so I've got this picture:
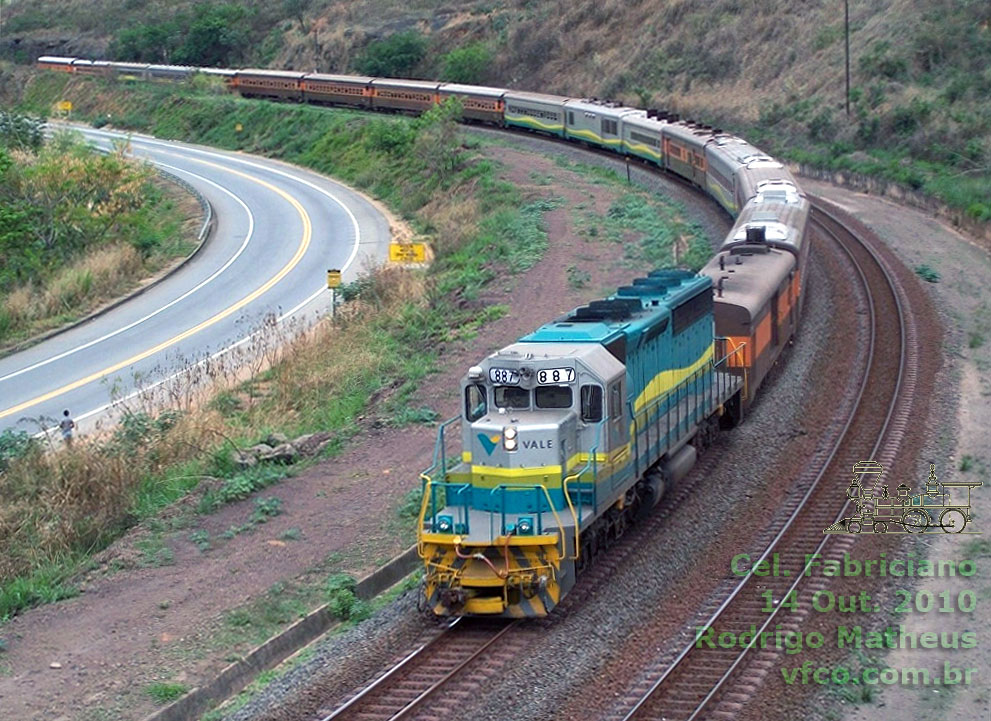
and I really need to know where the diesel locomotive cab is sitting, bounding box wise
[418,343,623,617]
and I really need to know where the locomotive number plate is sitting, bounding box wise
[537,367,576,384]
[489,367,520,385]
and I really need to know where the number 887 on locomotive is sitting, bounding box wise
[416,270,747,617]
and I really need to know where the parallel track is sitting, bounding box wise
[613,201,917,721]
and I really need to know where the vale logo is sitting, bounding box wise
[477,433,501,455]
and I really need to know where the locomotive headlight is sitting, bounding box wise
[504,427,517,440]
[436,515,454,533]
[503,426,518,451]
[517,517,534,535]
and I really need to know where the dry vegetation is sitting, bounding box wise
[0,129,196,347]
[0,262,427,616]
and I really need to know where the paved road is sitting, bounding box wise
[0,127,392,435]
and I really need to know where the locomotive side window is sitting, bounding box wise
[580,385,603,422]
[568,111,575,125]
[465,383,487,422]
[609,385,622,418]
[536,385,573,409]
[495,386,530,409]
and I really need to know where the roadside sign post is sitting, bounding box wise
[388,242,427,264]
[327,268,341,317]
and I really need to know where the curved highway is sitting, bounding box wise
[0,127,392,435]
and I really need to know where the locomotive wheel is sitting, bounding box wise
[939,509,967,533]
[847,520,862,534]
[872,521,887,534]
[903,509,930,533]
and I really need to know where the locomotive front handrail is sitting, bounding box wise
[417,477,473,557]
[420,415,462,485]
[488,484,568,557]
[561,418,605,560]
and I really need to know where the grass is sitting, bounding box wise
[0,131,193,347]
[0,76,562,622]
[914,264,941,283]
[145,681,188,705]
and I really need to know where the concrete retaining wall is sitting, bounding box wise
[142,545,420,721]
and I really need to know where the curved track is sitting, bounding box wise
[320,620,518,721]
[611,201,918,721]
[0,127,392,435]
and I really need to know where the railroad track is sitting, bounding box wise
[319,619,518,721]
[610,200,918,721]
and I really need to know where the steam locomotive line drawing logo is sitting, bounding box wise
[824,461,983,535]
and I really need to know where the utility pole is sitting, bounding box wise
[845,0,851,116]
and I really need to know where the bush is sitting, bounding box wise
[0,112,44,152]
[914,264,940,283]
[355,31,427,78]
[326,573,358,619]
[0,429,36,473]
[440,42,494,84]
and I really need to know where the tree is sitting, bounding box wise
[356,31,427,78]
[413,97,464,175]
[283,0,312,35]
[440,42,493,84]
[173,4,251,67]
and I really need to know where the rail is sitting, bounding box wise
[619,202,911,721]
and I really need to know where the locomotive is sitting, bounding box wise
[37,55,812,617]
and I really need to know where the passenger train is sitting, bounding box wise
[37,55,811,617]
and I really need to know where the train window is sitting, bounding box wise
[609,385,622,418]
[601,118,618,135]
[568,111,575,125]
[536,385,573,409]
[580,385,603,422]
[495,386,530,409]
[465,383,487,422]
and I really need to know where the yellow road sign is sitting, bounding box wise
[389,242,427,263]
[57,100,73,112]
[327,269,342,288]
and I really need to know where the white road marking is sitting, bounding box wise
[0,163,255,383]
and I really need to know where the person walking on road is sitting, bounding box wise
[60,409,75,447]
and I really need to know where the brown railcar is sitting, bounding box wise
[234,69,304,101]
[370,79,440,113]
[437,83,507,123]
[301,74,373,108]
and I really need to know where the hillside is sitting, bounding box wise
[3,0,991,216]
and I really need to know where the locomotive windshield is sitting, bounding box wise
[535,385,572,408]
[494,386,529,409]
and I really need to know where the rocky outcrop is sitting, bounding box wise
[232,431,333,469]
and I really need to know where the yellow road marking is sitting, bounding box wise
[0,156,312,421]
